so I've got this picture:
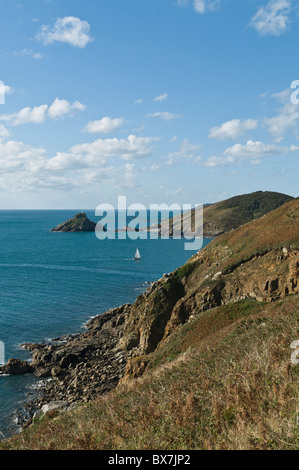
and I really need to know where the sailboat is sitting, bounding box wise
[134,248,141,261]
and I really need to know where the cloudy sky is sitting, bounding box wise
[0,0,298,209]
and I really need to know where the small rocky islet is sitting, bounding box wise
[51,212,100,232]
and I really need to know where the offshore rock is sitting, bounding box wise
[51,212,100,232]
[0,359,32,375]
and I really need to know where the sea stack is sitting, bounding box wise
[51,213,98,232]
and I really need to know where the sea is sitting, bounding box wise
[0,210,212,438]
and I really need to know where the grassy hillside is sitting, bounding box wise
[120,198,299,356]
[1,197,298,451]
[190,195,299,277]
[168,190,293,237]
[1,295,298,450]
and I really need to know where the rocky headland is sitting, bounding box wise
[148,191,293,238]
[1,196,298,434]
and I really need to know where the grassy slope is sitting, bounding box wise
[1,198,299,451]
[1,295,298,450]
[170,190,293,236]
[182,197,299,283]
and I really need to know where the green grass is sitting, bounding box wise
[171,191,293,236]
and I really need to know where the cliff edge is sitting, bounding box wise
[1,197,299,450]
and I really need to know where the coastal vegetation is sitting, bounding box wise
[1,295,298,450]
[164,190,293,238]
[1,195,298,450]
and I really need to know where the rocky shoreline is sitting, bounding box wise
[1,303,135,428]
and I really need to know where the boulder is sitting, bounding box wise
[41,401,69,415]
[34,367,51,378]
[0,358,32,375]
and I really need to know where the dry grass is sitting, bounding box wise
[207,198,299,275]
[1,295,298,451]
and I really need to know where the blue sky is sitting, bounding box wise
[0,0,298,209]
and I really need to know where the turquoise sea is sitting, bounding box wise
[0,210,211,438]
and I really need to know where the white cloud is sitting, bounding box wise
[224,140,291,159]
[0,98,86,126]
[84,117,124,134]
[209,119,258,140]
[0,139,47,174]
[66,163,139,191]
[13,49,44,60]
[69,135,159,163]
[204,139,298,167]
[249,0,292,36]
[177,0,221,13]
[265,102,299,141]
[166,139,201,165]
[204,155,235,167]
[270,89,291,103]
[0,134,158,192]
[134,99,143,105]
[150,164,161,171]
[0,117,138,193]
[193,0,221,14]
[3,85,14,95]
[177,0,189,7]
[153,93,168,102]
[36,16,93,48]
[0,104,48,125]
[48,98,86,119]
[0,125,10,139]
[147,111,182,121]
[264,89,299,141]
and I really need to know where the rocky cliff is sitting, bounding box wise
[1,197,298,431]
[120,198,299,373]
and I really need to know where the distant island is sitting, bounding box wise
[51,212,99,232]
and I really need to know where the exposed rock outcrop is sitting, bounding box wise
[51,213,100,232]
[0,359,32,375]
[21,304,131,411]
[120,198,299,367]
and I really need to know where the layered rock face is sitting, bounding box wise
[120,198,299,358]
[51,213,98,232]
[119,249,299,357]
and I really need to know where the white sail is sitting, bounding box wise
[134,249,141,260]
